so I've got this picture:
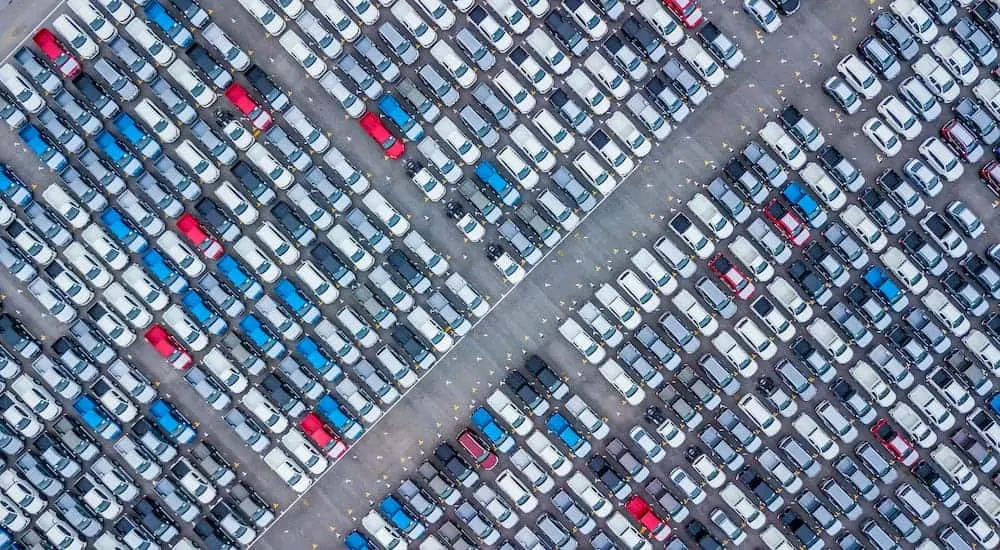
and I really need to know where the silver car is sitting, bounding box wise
[418,64,459,105]
[378,22,419,65]
[458,104,499,147]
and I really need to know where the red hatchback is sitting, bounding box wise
[708,254,755,300]
[625,495,672,541]
[663,0,703,28]
[176,213,223,259]
[870,419,918,467]
[359,112,404,159]
[144,324,193,370]
[300,413,348,458]
[764,199,810,246]
[32,29,81,78]
[981,161,1000,195]
[456,429,498,470]
[223,83,273,131]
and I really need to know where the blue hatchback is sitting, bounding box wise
[142,249,188,293]
[73,395,121,440]
[295,337,342,381]
[316,395,363,440]
[863,266,909,312]
[217,255,264,300]
[181,290,228,335]
[377,94,424,140]
[470,407,515,453]
[113,113,162,160]
[0,164,32,206]
[379,496,426,539]
[474,161,521,207]
[19,124,68,172]
[274,279,321,325]
[100,208,148,253]
[782,182,827,228]
[239,315,286,359]
[144,0,193,47]
[546,412,592,457]
[149,398,197,444]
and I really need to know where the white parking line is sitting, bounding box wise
[0,0,68,65]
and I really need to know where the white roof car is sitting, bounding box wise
[52,13,99,59]
[232,235,280,283]
[909,383,955,431]
[880,246,928,294]
[407,306,452,353]
[10,374,62,421]
[595,283,641,330]
[689,451,725,488]
[671,288,718,336]
[890,402,937,448]
[526,28,572,75]
[264,447,310,493]
[836,54,882,99]
[636,420,679,452]
[891,0,937,42]
[496,470,539,513]
[720,483,766,530]
[429,42,476,88]
[93,0,134,23]
[849,360,898,406]
[930,35,978,85]
[434,116,479,164]
[637,0,686,44]
[566,69,609,115]
[678,38,725,88]
[578,301,623,348]
[733,317,776,361]
[807,318,853,364]
[67,0,117,42]
[525,431,572,477]
[213,180,259,225]
[236,0,287,34]
[155,230,204,278]
[918,136,964,181]
[792,414,839,460]
[597,359,645,405]
[413,0,454,28]
[124,18,174,65]
[486,389,534,436]
[403,231,447,276]
[564,394,609,440]
[558,319,605,364]
[876,95,922,141]
[281,430,328,475]
[79,224,125,270]
[509,449,555,494]
[616,269,660,313]
[607,512,652,550]
[203,348,249,394]
[202,22,251,71]
[531,109,575,153]
[566,472,611,516]
[712,329,760,376]
[246,143,293,189]
[41,185,88,229]
[510,46,553,94]
[913,54,959,103]
[606,111,652,158]
[243,387,289,434]
[728,235,775,282]
[337,307,379,349]
[295,260,339,304]
[687,193,733,239]
[975,78,1000,119]
[0,64,43,114]
[102,282,151,328]
[921,288,969,336]
[175,139,220,184]
[389,0,437,47]
[583,52,631,101]
[165,58,216,108]
[510,125,556,172]
[759,121,805,169]
[415,137,461,184]
[133,98,180,143]
[445,273,490,318]
[964,330,1000,375]
[497,146,539,190]
[162,304,208,352]
[494,70,536,114]
[840,204,887,252]
[362,189,410,237]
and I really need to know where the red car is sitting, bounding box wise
[223,83,273,131]
[176,213,224,259]
[144,324,193,370]
[456,429,498,470]
[981,161,1000,195]
[300,413,348,459]
[708,254,755,300]
[940,119,983,162]
[32,29,81,78]
[764,199,810,246]
[662,0,703,28]
[870,419,918,467]
[624,495,672,541]
[359,112,404,159]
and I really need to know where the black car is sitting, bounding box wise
[871,12,919,60]
[780,508,821,549]
[185,44,228,85]
[788,260,830,303]
[524,355,567,398]
[260,373,304,415]
[911,461,959,507]
[113,516,158,548]
[71,73,114,113]
[766,0,799,15]
[621,16,665,62]
[230,162,273,204]
[952,17,997,65]
[722,158,766,203]
[195,198,239,241]
[961,253,1000,298]
[790,337,833,380]
[433,443,476,485]
[194,518,236,550]
[830,377,874,422]
[817,145,862,190]
[737,465,783,510]
[685,520,723,550]
[900,230,945,274]
[271,201,315,246]
[942,269,988,315]
[857,36,901,79]
[586,455,629,497]
[951,428,997,472]
[245,65,289,110]
[310,243,353,283]
[544,9,586,54]
[972,0,1000,43]
[132,497,178,542]
[392,326,431,365]
[0,314,38,358]
[504,371,547,414]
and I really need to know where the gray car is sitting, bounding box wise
[338,54,383,100]
[904,308,950,353]
[93,58,139,101]
[458,179,502,224]
[741,140,787,186]
[779,436,822,478]
[552,166,597,212]
[353,284,396,329]
[635,324,681,371]
[662,57,707,105]
[707,177,750,223]
[52,90,100,136]
[223,408,270,452]
[472,83,516,129]
[398,479,443,523]
[190,441,236,487]
[458,105,499,147]
[14,48,60,93]
[265,125,311,171]
[548,88,594,133]
[455,28,495,70]
[537,513,576,549]
[24,202,70,246]
[694,277,737,318]
[697,354,739,395]
[659,312,700,354]
[55,493,101,537]
[498,218,542,264]
[153,478,198,522]
[356,36,400,82]
[398,78,440,122]
[618,342,664,389]
[426,291,470,337]
[676,365,721,410]
[0,238,35,284]
[150,77,197,124]
[624,93,671,140]
[516,204,560,248]
[717,407,761,452]
[37,108,84,155]
[553,490,596,534]
[835,458,880,502]
[277,357,324,400]
[775,359,818,400]
[15,452,61,496]
[823,222,869,269]
[377,22,418,65]
[222,332,266,375]
[191,120,236,166]
[819,478,862,520]
[109,38,157,83]
[418,64,459,106]
[184,366,231,410]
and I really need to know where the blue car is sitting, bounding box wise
[344,531,374,550]
[144,0,194,47]
[94,130,143,177]
[148,398,197,444]
[295,337,342,382]
[863,266,909,312]
[470,407,515,453]
[181,290,228,335]
[239,315,286,359]
[112,113,162,161]
[216,255,264,300]
[0,527,19,550]
[274,279,321,325]
[316,394,363,440]
[475,161,521,207]
[546,412,592,458]
[0,164,32,206]
[18,124,68,172]
[100,208,148,253]
[379,496,426,539]
[991,394,1000,417]
[73,395,121,440]
[782,182,827,228]
[142,249,188,293]
[377,95,424,140]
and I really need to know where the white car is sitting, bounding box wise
[389,0,437,46]
[237,0,287,34]
[728,236,775,282]
[616,269,660,313]
[247,143,293,189]
[497,146,538,190]
[430,42,476,89]
[532,109,575,154]
[678,38,724,88]
[233,235,281,283]
[880,247,928,294]
[243,388,289,434]
[607,512,653,550]
[361,190,409,237]
[165,58,216,108]
[526,431,572,477]
[583,52,631,101]
[964,330,1000,373]
[510,125,555,172]
[578,302,623,348]
[877,95,922,140]
[849,361,897,407]
[67,0,117,42]
[566,472,611,517]
[687,193,733,239]
[840,204,888,253]
[264,448,310,493]
[41,186,88,229]
[121,265,166,310]
[720,483,766,530]
[930,35,978,85]
[919,136,964,181]
[103,282,151,328]
[712,329,760,375]
[742,0,781,33]
[253,221,297,266]
[214,181,259,225]
[511,46,554,94]
[52,13,99,59]
[913,54,959,102]
[433,116,479,164]
[930,445,978,491]
[759,121,805,170]
[889,402,937,448]
[891,0,937,42]
[163,305,209,351]
[0,64,43,114]
[473,485,518,529]
[737,393,780,437]
[566,69,609,115]
[908,384,955,431]
[573,150,616,195]
[175,140,220,184]
[814,400,858,443]
[837,54,882,99]
[124,18,174,65]
[558,319,605,364]
[527,28,572,75]
[494,70,536,114]
[93,0,134,23]
[495,470,538,513]
[637,0,685,44]
[281,430,328,475]
[671,289,718,336]
[862,117,902,156]
[733,317,776,361]
[406,306,452,353]
[595,283,641,329]
[486,389,534,436]
[295,261,339,304]
[564,394,609,439]
[485,0,529,33]
[445,273,489,318]
[327,224,374,271]
[975,78,1000,119]
[597,360,645,405]
[413,0,454,28]
[156,230,205,277]
[203,348,249,394]
[669,467,706,504]
[487,246,525,284]
[807,318,853,364]
[10,374,61,421]
[792,415,839,460]
[921,288,970,336]
[537,190,579,232]
[133,98,180,144]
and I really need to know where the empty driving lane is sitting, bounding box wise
[251,0,876,547]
